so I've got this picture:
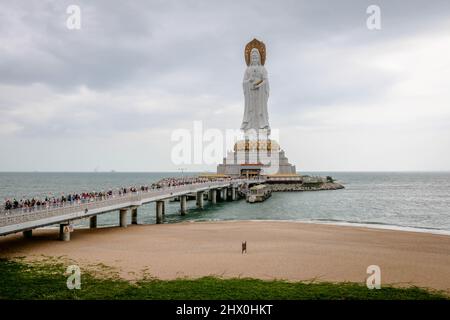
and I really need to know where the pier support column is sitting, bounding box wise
[196,191,204,209]
[23,230,32,239]
[180,195,187,215]
[211,189,217,204]
[156,201,164,224]
[131,207,138,225]
[223,188,228,201]
[215,189,220,202]
[162,201,165,216]
[231,187,237,201]
[59,224,71,241]
[89,216,97,229]
[119,209,128,228]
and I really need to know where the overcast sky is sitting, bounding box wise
[1,0,449,172]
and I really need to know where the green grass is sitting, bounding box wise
[0,258,447,300]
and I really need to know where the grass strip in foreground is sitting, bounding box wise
[0,258,447,300]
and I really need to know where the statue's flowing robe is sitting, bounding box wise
[241,65,270,134]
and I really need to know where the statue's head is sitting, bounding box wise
[245,39,266,66]
[250,48,261,65]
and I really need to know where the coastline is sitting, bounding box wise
[1,220,449,292]
[254,219,450,236]
[40,218,450,237]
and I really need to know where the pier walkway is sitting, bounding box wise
[0,178,264,240]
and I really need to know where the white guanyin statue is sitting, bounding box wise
[216,39,297,176]
[241,39,270,138]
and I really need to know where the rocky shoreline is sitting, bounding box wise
[268,182,345,192]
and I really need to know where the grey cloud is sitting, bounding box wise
[1,0,450,170]
[1,0,449,91]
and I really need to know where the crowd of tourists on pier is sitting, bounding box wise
[2,176,234,212]
[2,187,142,212]
[151,176,232,189]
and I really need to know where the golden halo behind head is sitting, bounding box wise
[245,38,266,66]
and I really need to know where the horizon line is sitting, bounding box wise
[0,170,449,173]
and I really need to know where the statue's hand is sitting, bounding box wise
[253,82,263,90]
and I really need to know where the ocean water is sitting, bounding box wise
[1,172,449,234]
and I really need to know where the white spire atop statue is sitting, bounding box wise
[240,39,270,137]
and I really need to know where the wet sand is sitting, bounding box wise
[1,220,449,291]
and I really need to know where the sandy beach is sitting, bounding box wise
[1,220,449,292]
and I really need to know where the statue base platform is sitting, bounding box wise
[217,139,296,177]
